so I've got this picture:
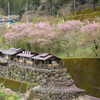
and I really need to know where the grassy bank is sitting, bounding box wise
[0,83,20,100]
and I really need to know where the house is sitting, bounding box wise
[32,53,61,67]
[0,48,61,67]
[0,48,23,60]
[16,51,38,65]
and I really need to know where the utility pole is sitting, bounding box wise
[74,0,76,16]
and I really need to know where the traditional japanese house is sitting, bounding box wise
[0,48,23,60]
[32,53,61,67]
[16,51,38,65]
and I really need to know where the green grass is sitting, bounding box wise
[0,83,20,100]
[55,46,99,59]
[66,74,71,79]
[0,92,20,100]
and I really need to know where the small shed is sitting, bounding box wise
[32,53,61,67]
[16,51,38,65]
[0,48,23,60]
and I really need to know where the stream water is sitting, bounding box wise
[63,58,100,98]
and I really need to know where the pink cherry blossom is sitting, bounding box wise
[58,20,83,31]
[35,22,55,31]
[5,23,33,43]
[82,23,100,34]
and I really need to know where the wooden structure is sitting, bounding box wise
[0,48,61,67]
[0,48,22,60]
[32,53,61,67]
[16,51,38,65]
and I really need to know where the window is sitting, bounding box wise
[29,58,32,61]
[20,57,23,59]
[47,61,49,64]
[35,60,39,64]
[49,60,52,64]
[52,61,55,64]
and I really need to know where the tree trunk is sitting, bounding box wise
[93,0,98,11]
[36,43,38,53]
[48,0,52,8]
[93,40,99,56]
[74,0,77,15]
[48,48,51,54]
[93,2,96,11]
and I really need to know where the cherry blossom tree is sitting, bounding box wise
[82,23,100,56]
[5,22,61,53]
[28,22,62,53]
[58,20,83,56]
[5,23,33,44]
[34,22,55,31]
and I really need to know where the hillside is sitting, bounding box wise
[20,0,100,22]
[0,0,100,17]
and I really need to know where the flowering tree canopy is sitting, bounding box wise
[5,23,33,43]
[82,23,100,36]
[28,22,62,47]
[34,22,55,31]
[81,23,100,56]
[58,20,83,32]
[4,20,100,56]
[4,22,62,53]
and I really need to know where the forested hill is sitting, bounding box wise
[0,0,70,15]
[0,0,100,15]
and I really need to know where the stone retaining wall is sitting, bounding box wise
[0,64,85,100]
[29,86,85,100]
[0,64,66,84]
